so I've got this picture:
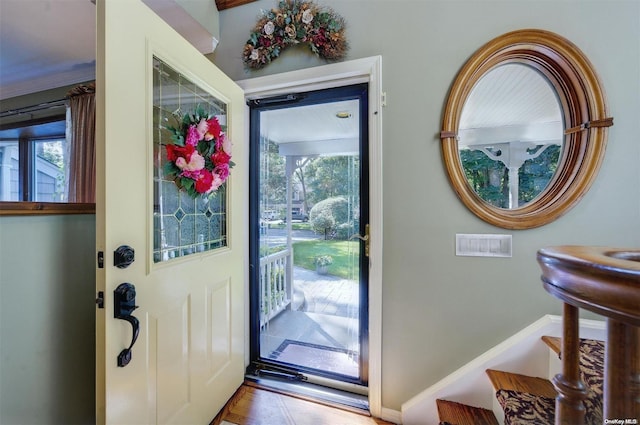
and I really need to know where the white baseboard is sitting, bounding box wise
[400,315,605,425]
[380,407,402,424]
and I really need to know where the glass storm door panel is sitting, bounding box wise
[249,84,369,386]
[96,1,246,423]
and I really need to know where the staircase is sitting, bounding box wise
[435,336,605,425]
[428,245,640,425]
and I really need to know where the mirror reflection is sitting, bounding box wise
[458,64,563,209]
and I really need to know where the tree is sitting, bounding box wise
[293,157,312,215]
[260,138,286,207]
[519,145,561,204]
[38,140,64,169]
[460,144,561,208]
[460,149,507,208]
[303,156,359,205]
[309,196,350,239]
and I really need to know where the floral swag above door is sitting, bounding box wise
[242,0,348,69]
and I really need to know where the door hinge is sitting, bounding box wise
[96,291,104,309]
[97,251,104,268]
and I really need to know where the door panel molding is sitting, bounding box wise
[207,279,232,378]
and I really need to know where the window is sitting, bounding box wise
[0,118,68,202]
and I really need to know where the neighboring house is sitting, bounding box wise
[1,1,639,423]
[0,144,66,202]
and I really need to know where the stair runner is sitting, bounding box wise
[436,337,604,425]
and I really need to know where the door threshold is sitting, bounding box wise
[244,374,370,416]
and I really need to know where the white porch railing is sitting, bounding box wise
[259,249,292,327]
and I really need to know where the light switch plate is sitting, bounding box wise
[456,233,512,257]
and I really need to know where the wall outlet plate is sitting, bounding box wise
[456,233,512,257]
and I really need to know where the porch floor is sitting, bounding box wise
[260,266,360,374]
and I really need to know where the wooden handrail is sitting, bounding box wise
[537,246,640,425]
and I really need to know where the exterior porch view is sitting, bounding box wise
[258,228,361,378]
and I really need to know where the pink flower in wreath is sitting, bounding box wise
[210,173,224,192]
[215,163,230,180]
[176,151,205,172]
[221,133,232,154]
[185,125,200,146]
[196,118,209,139]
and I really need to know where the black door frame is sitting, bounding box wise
[247,83,370,386]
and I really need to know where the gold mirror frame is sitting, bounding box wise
[441,29,613,229]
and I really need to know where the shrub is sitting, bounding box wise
[335,222,354,240]
[310,211,335,239]
[309,196,349,238]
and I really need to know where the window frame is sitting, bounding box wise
[0,201,95,216]
[0,114,95,216]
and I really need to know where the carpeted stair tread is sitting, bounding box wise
[486,369,557,399]
[436,399,499,425]
[541,336,605,425]
[541,336,604,366]
[495,389,555,425]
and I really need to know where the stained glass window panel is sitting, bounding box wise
[152,57,228,263]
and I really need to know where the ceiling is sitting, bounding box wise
[459,64,563,148]
[0,0,96,100]
[260,100,361,156]
[0,0,360,150]
[0,1,558,151]
[0,0,225,101]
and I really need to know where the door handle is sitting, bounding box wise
[114,282,140,367]
[350,224,370,257]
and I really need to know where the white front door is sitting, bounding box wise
[95,1,245,423]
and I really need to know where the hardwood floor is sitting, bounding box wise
[211,384,397,425]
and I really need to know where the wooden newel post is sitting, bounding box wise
[538,246,640,425]
[604,320,639,421]
[553,303,587,425]
[631,326,640,422]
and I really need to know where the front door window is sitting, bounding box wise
[152,58,229,263]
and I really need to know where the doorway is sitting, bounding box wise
[248,84,369,397]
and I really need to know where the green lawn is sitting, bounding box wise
[292,240,360,279]
[268,222,312,231]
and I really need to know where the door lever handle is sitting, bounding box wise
[349,224,370,257]
[116,315,140,367]
[114,283,140,367]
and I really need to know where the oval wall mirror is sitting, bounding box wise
[441,29,613,229]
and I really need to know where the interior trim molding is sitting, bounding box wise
[0,202,95,216]
[215,0,257,11]
[237,55,384,417]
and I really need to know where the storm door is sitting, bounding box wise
[248,84,369,398]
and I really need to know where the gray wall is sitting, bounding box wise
[0,214,95,424]
[212,0,640,410]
